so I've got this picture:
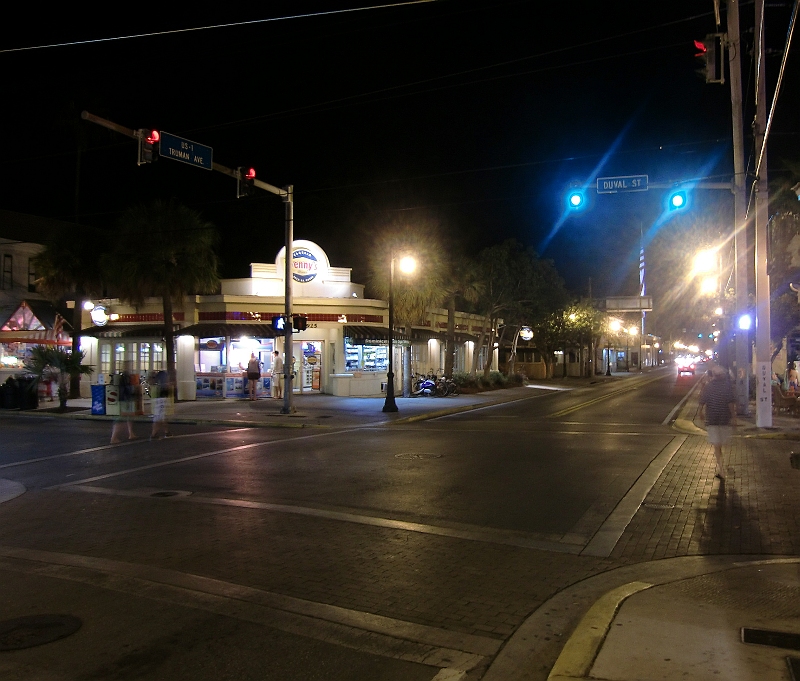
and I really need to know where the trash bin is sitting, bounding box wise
[105,383,120,416]
[16,377,39,410]
[2,378,19,409]
[91,384,106,415]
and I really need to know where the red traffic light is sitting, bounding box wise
[245,167,256,180]
[693,39,707,56]
[146,130,160,144]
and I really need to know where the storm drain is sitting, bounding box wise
[0,615,82,651]
[394,452,442,460]
[789,657,800,681]
[741,627,800,651]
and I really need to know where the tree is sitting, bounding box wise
[441,254,482,378]
[24,345,93,410]
[472,240,568,378]
[108,200,220,386]
[32,224,106,398]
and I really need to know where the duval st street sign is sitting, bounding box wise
[159,131,213,170]
[596,174,649,194]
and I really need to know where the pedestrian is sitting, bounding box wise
[150,370,173,440]
[111,366,138,443]
[246,353,261,401]
[272,350,284,399]
[698,364,737,481]
[788,362,799,393]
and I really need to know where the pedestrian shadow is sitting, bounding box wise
[698,478,763,554]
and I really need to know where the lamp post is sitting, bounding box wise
[382,254,416,413]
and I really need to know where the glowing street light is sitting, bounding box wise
[383,253,417,413]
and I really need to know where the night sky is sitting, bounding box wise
[2,1,798,310]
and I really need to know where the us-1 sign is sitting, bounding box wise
[596,175,648,194]
[159,131,213,170]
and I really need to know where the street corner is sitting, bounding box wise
[545,582,653,681]
[0,479,26,504]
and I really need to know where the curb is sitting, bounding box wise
[547,581,653,681]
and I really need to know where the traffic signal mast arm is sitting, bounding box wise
[80,111,288,198]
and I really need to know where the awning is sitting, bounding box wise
[176,323,277,339]
[343,325,409,343]
[80,325,169,339]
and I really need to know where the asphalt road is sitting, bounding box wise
[0,370,698,680]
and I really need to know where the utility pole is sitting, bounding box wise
[726,0,751,415]
[282,187,295,415]
[753,0,772,426]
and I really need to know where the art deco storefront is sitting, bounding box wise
[78,241,492,400]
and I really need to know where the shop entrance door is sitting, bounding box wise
[293,341,323,393]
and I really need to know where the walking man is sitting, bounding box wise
[698,364,737,480]
[272,350,284,399]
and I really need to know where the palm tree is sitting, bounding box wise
[441,256,482,378]
[32,225,105,398]
[107,200,220,386]
[24,345,93,410]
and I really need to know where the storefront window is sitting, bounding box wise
[100,344,111,374]
[345,339,389,371]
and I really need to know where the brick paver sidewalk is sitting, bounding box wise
[611,433,800,561]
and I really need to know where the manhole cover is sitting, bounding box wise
[641,503,675,510]
[394,452,442,460]
[149,490,191,498]
[0,615,82,651]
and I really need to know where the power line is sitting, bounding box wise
[0,1,437,53]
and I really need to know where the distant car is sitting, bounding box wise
[676,359,695,375]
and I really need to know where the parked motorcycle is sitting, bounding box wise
[411,373,440,397]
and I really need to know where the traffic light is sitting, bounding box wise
[292,315,307,331]
[237,167,256,198]
[667,189,689,212]
[272,315,286,331]
[694,34,724,84]
[137,129,160,165]
[566,187,586,211]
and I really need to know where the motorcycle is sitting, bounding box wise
[411,373,441,397]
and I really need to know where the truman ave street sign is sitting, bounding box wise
[159,131,213,170]
[596,175,648,194]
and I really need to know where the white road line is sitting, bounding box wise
[0,545,496,670]
[581,435,686,557]
[0,428,253,470]
[63,484,583,554]
[42,428,360,490]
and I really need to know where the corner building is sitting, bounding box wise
[79,241,492,400]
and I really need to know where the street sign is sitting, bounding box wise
[596,175,648,194]
[159,131,213,170]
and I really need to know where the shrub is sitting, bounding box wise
[452,371,478,389]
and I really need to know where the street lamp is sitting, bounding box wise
[382,254,416,412]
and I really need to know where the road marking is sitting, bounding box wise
[0,545,496,671]
[62,484,585,554]
[547,374,665,418]
[43,428,360,490]
[0,428,253,470]
[581,436,686,557]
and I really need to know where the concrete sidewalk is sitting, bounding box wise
[22,380,581,429]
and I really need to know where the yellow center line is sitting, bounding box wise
[547,375,664,418]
